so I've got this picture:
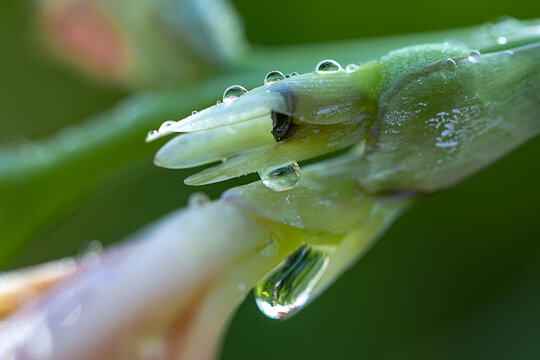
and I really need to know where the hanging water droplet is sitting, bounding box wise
[188,192,210,207]
[254,245,329,320]
[288,72,299,77]
[497,36,508,45]
[345,63,359,72]
[468,50,481,63]
[158,121,176,132]
[259,160,301,192]
[441,58,457,71]
[315,59,342,73]
[223,85,247,102]
[191,110,198,115]
[264,70,286,85]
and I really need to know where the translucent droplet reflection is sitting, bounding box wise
[188,192,210,207]
[345,63,359,72]
[158,121,176,132]
[254,245,329,320]
[80,240,103,269]
[147,130,158,138]
[264,70,286,85]
[315,59,342,73]
[441,58,457,71]
[259,160,301,192]
[223,85,247,101]
[468,50,481,63]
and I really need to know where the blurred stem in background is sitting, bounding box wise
[36,0,248,89]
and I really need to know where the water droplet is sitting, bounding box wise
[468,50,481,63]
[441,58,457,71]
[159,121,176,132]
[497,36,508,45]
[288,72,299,77]
[81,240,103,254]
[315,59,342,73]
[264,70,286,85]
[80,240,103,269]
[345,63,359,72]
[254,245,329,319]
[188,192,210,207]
[147,130,158,137]
[237,283,246,292]
[191,110,198,115]
[223,85,247,102]
[59,257,78,275]
[216,100,222,105]
[259,160,301,192]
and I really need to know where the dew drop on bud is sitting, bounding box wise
[441,58,457,71]
[158,121,176,132]
[345,63,359,72]
[497,36,508,45]
[286,72,299,78]
[259,160,301,192]
[223,85,248,102]
[216,100,222,105]
[188,192,210,207]
[315,59,342,73]
[264,70,286,85]
[191,110,198,115]
[254,245,329,320]
[468,50,481,63]
[145,129,161,142]
[80,240,103,270]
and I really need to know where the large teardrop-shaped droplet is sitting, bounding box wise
[259,160,301,192]
[315,59,342,73]
[264,70,286,85]
[254,245,329,320]
[223,85,248,102]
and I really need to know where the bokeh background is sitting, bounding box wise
[1,0,539,359]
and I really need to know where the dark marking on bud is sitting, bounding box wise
[271,111,297,142]
[271,85,297,142]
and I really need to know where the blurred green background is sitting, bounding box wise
[1,0,539,359]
